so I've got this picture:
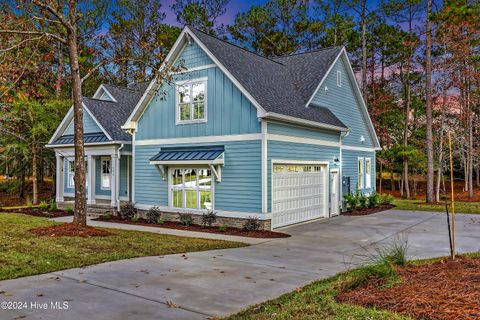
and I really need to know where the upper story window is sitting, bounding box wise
[337,71,342,87]
[176,78,207,124]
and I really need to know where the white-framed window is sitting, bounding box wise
[101,157,111,190]
[67,161,75,188]
[170,168,213,210]
[176,78,207,124]
[365,158,372,189]
[337,70,342,87]
[358,157,364,189]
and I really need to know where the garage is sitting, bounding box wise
[272,162,329,228]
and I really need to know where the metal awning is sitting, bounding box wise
[53,132,110,145]
[149,146,225,181]
[149,146,224,165]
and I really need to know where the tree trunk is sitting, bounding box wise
[361,0,368,102]
[391,171,395,191]
[476,165,479,186]
[32,144,38,205]
[425,0,434,203]
[467,78,473,198]
[67,31,87,228]
[55,43,64,98]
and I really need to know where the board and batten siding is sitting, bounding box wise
[267,140,341,213]
[135,66,261,140]
[134,140,262,213]
[267,121,340,142]
[63,108,102,136]
[341,149,376,194]
[311,56,374,147]
[174,41,213,69]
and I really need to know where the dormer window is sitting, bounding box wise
[337,71,342,87]
[99,91,112,101]
[176,78,207,124]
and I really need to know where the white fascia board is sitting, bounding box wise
[82,103,113,140]
[262,112,349,133]
[48,106,74,145]
[92,84,117,102]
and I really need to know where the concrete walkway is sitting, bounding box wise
[1,210,479,320]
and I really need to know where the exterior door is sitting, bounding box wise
[330,169,340,216]
[272,163,328,228]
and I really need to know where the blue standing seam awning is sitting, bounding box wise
[149,146,225,165]
[53,132,110,145]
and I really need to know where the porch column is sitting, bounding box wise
[110,154,118,207]
[55,155,64,203]
[87,155,96,205]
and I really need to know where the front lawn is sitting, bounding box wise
[0,213,245,281]
[393,198,480,214]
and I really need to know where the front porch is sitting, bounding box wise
[55,145,131,210]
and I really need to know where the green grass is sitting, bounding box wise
[0,213,245,281]
[225,264,409,320]
[393,198,480,214]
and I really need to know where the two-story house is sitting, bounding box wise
[48,26,380,230]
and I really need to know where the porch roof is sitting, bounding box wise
[53,132,110,145]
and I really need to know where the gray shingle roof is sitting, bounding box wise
[84,84,147,141]
[188,28,347,129]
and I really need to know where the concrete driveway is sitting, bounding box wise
[1,210,479,320]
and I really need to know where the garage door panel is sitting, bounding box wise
[272,164,327,228]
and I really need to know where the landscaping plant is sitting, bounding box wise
[38,201,49,210]
[146,206,161,224]
[201,210,217,227]
[368,193,380,208]
[118,202,137,220]
[242,216,261,231]
[178,213,193,226]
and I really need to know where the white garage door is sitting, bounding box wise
[272,163,328,228]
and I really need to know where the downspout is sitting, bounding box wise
[117,143,124,211]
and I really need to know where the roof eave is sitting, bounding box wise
[46,140,132,149]
[262,112,350,133]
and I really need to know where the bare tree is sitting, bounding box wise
[425,0,434,202]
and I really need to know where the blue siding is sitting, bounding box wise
[342,150,376,194]
[119,155,129,198]
[135,140,262,213]
[267,141,341,212]
[63,109,102,136]
[311,56,374,147]
[174,42,213,69]
[267,122,340,142]
[136,67,260,140]
[95,157,110,196]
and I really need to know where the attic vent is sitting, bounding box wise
[99,91,112,101]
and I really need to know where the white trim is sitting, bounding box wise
[132,132,136,203]
[261,121,268,213]
[172,64,216,74]
[93,84,117,102]
[135,133,262,146]
[329,167,340,216]
[365,157,372,189]
[64,192,75,197]
[263,112,349,133]
[48,107,74,145]
[267,134,340,147]
[272,159,330,165]
[305,49,343,108]
[83,104,113,140]
[175,77,208,125]
[358,157,365,189]
[167,167,215,211]
[66,160,75,189]
[341,145,379,152]
[46,141,131,148]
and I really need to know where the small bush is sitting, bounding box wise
[218,225,228,232]
[344,192,359,211]
[39,201,49,210]
[146,206,161,224]
[103,212,113,220]
[376,236,409,266]
[0,180,16,192]
[242,216,260,232]
[132,215,139,222]
[118,202,137,220]
[49,199,57,211]
[65,206,74,214]
[379,193,394,205]
[178,213,193,226]
[201,210,217,227]
[156,217,164,225]
[358,193,368,209]
[368,192,380,208]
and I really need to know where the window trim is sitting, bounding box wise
[365,157,372,189]
[100,157,111,190]
[175,77,208,125]
[337,70,342,87]
[168,167,214,211]
[358,157,364,189]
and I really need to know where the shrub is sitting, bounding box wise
[49,199,57,211]
[201,210,217,227]
[146,206,161,224]
[132,215,139,222]
[358,193,368,209]
[344,192,359,211]
[367,192,380,208]
[242,216,260,232]
[379,193,394,205]
[156,217,164,225]
[0,180,16,192]
[376,236,409,266]
[39,201,49,210]
[65,206,74,214]
[103,212,113,220]
[218,225,228,232]
[178,213,193,226]
[118,202,137,220]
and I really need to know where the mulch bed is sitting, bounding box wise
[3,207,72,218]
[93,216,290,238]
[336,256,480,320]
[341,204,395,216]
[30,223,112,237]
